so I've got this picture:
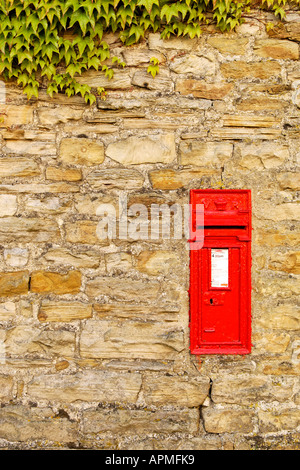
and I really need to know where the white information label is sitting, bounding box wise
[211,249,229,288]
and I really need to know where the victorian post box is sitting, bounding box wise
[189,189,252,355]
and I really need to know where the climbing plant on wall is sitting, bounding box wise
[0,0,299,103]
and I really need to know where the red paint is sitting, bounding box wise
[189,189,252,355]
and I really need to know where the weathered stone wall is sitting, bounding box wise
[0,11,299,450]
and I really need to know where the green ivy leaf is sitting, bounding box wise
[87,56,100,70]
[160,4,180,23]
[69,10,93,36]
[26,13,40,33]
[23,84,39,99]
[17,49,33,64]
[137,0,159,14]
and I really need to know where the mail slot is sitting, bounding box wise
[189,189,252,355]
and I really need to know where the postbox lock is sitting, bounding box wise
[203,292,225,306]
[189,189,252,355]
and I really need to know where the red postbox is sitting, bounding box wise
[189,189,252,355]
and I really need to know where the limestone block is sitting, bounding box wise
[96,98,145,110]
[0,195,17,217]
[143,375,210,407]
[0,183,79,193]
[253,332,290,354]
[220,61,281,79]
[133,65,174,90]
[246,83,291,94]
[149,168,216,190]
[123,119,182,130]
[238,143,289,169]
[294,393,300,405]
[77,69,132,89]
[255,229,299,247]
[0,301,16,321]
[210,127,282,140]
[106,134,176,165]
[127,191,174,208]
[176,80,233,99]
[179,141,233,166]
[4,248,28,267]
[136,250,179,276]
[0,158,40,177]
[0,217,60,243]
[93,303,180,322]
[45,167,82,182]
[254,39,299,60]
[0,376,14,401]
[122,48,166,66]
[0,271,29,297]
[55,360,70,371]
[79,319,184,360]
[211,376,294,405]
[4,140,56,155]
[0,405,78,443]
[256,278,299,299]
[268,20,300,41]
[158,435,224,451]
[222,115,279,128]
[256,203,299,221]
[30,271,82,294]
[85,276,161,302]
[74,194,118,216]
[235,22,260,36]
[277,172,300,190]
[38,106,84,125]
[63,122,118,134]
[82,407,199,435]
[207,37,248,55]
[236,97,287,112]
[65,220,109,245]
[202,407,256,433]
[38,89,86,106]
[258,409,300,433]
[5,326,75,358]
[38,301,92,322]
[257,304,300,330]
[24,196,72,214]
[86,169,144,190]
[43,247,102,269]
[0,105,33,127]
[19,299,33,318]
[269,251,300,274]
[170,54,216,76]
[27,371,142,404]
[105,252,132,274]
[59,138,105,166]
[261,362,300,378]
[2,130,56,141]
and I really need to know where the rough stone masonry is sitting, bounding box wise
[0,10,299,450]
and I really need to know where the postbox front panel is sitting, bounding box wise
[189,190,251,355]
[202,247,240,344]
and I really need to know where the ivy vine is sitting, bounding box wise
[0,0,299,104]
